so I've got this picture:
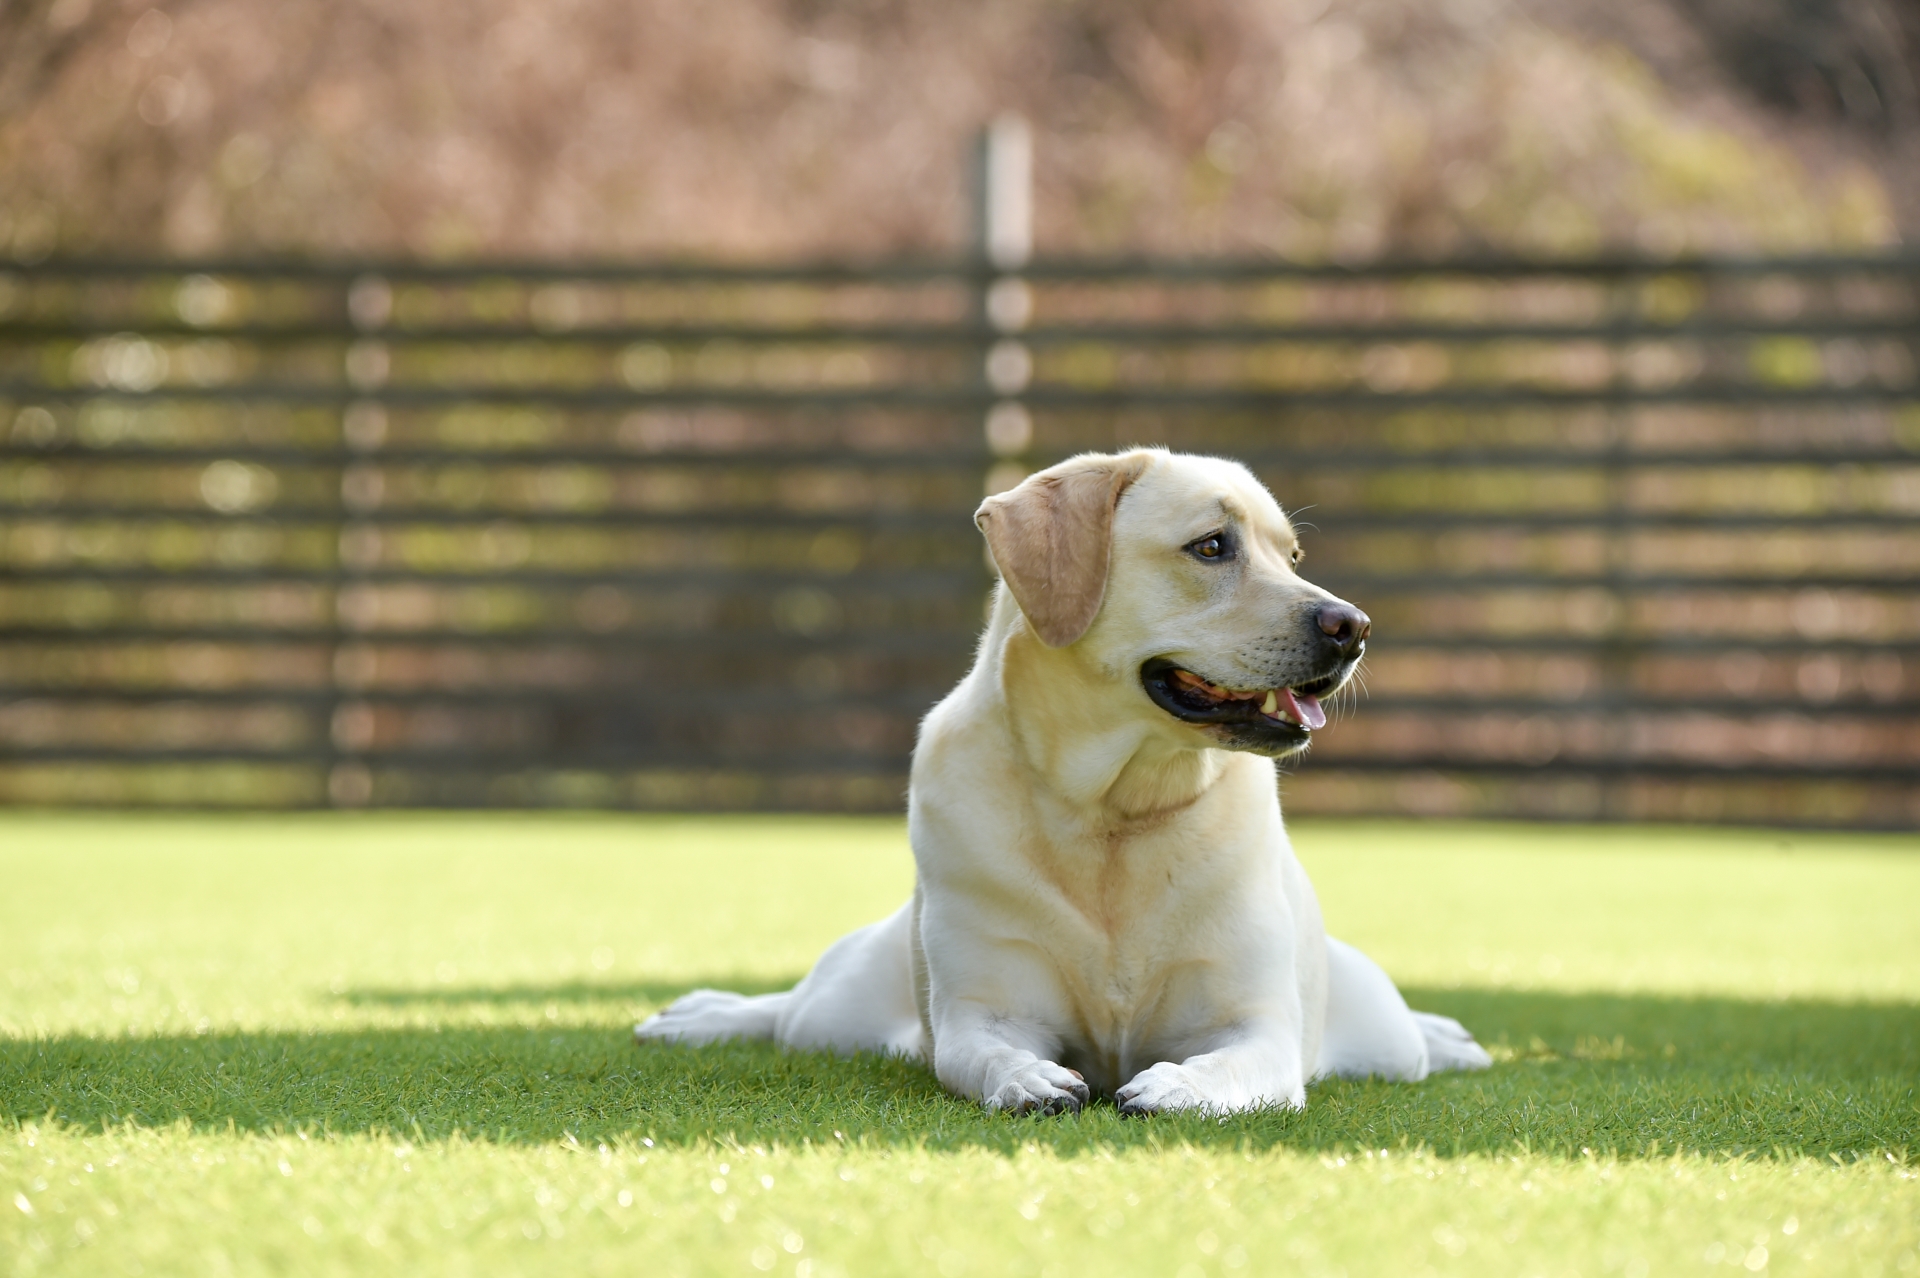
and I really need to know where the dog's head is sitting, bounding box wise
[976,449,1367,759]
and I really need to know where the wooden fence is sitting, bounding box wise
[1,254,1916,825]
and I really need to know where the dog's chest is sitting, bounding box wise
[1031,829,1160,943]
[1025,826,1225,1076]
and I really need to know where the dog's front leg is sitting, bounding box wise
[1115,1012,1309,1116]
[929,997,1091,1116]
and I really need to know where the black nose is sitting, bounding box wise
[1315,602,1371,658]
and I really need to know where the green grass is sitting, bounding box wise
[1,813,1915,1276]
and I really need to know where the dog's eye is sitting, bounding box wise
[1188,534,1227,561]
[1290,547,1304,566]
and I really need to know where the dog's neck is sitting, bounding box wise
[991,604,1227,821]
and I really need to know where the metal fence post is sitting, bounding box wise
[327,272,393,808]
[977,115,1035,498]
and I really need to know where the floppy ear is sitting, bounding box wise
[974,453,1150,647]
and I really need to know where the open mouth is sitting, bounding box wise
[1140,657,1341,747]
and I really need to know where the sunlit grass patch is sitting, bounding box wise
[1,813,1916,1276]
[6,1123,1916,1278]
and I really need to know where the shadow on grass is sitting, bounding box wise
[338,975,796,1008]
[4,981,1914,1159]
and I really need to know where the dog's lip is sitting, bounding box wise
[1139,657,1337,734]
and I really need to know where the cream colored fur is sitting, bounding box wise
[637,449,1491,1114]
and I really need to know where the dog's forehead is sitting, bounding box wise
[1126,453,1293,538]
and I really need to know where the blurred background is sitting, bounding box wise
[1,0,1916,825]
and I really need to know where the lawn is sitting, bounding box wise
[1,812,1915,1277]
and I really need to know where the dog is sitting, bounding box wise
[636,448,1491,1113]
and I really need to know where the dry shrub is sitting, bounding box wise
[0,0,1901,259]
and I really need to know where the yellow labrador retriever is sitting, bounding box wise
[637,448,1491,1114]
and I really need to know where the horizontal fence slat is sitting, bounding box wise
[7,445,1918,468]
[0,507,982,530]
[1,568,1908,590]
[6,508,1913,531]
[4,747,1911,781]
[2,627,1911,653]
[4,687,1914,717]
[14,251,1920,279]
[0,743,912,765]
[6,384,1920,408]
[9,318,1920,342]
[0,567,984,587]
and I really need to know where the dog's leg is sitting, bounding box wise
[633,988,791,1046]
[634,904,926,1057]
[1113,1016,1311,1116]
[921,928,1091,1113]
[1315,936,1491,1081]
[1112,905,1313,1115]
[931,1000,1092,1115]
[775,903,926,1058]
[1408,1009,1494,1074]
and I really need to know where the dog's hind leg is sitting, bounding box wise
[1408,1009,1493,1074]
[1315,937,1491,1081]
[1316,936,1429,1081]
[634,988,791,1046]
[633,903,925,1058]
[775,902,925,1059]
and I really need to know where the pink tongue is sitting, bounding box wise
[1281,688,1327,730]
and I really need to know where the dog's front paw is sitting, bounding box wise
[1115,1061,1212,1116]
[1116,1062,1305,1116]
[984,1060,1090,1116]
[1410,1011,1494,1073]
